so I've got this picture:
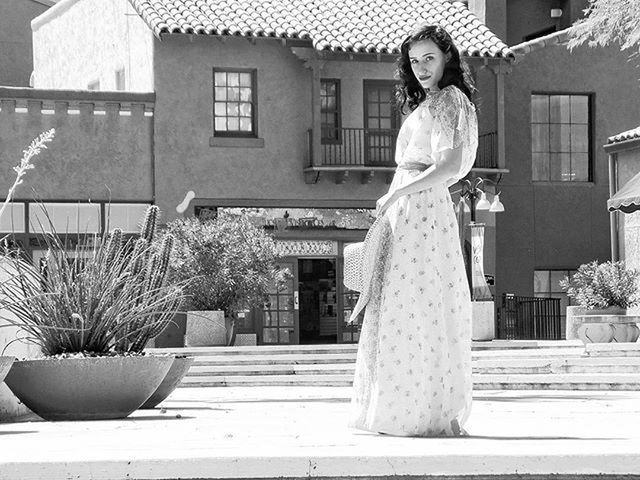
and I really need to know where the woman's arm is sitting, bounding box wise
[394,146,463,197]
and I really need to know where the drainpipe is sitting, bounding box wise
[609,152,619,261]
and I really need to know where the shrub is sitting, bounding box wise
[0,205,184,356]
[160,214,286,315]
[560,260,640,309]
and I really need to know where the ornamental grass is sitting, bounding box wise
[0,205,184,356]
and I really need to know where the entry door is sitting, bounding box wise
[262,258,299,344]
[363,80,400,166]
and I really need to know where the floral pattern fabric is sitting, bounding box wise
[348,85,477,437]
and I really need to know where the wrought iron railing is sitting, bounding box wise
[498,293,562,340]
[307,128,499,169]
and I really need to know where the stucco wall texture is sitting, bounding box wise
[0,0,50,86]
[32,0,153,91]
[497,41,640,301]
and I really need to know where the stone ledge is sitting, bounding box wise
[209,136,265,148]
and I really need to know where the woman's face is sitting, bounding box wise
[408,39,449,92]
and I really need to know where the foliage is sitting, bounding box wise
[568,0,640,53]
[560,260,640,309]
[160,214,286,314]
[0,205,184,356]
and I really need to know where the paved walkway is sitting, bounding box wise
[2,387,640,479]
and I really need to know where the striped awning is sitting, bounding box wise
[609,170,640,213]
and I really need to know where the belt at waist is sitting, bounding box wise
[397,161,430,172]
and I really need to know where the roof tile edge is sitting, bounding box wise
[31,0,83,32]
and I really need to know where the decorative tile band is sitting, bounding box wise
[275,240,338,257]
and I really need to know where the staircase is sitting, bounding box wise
[147,341,640,390]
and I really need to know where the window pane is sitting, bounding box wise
[379,102,390,117]
[30,203,101,234]
[227,103,239,116]
[279,328,290,343]
[325,96,336,110]
[550,95,570,123]
[531,95,549,123]
[379,117,391,128]
[263,328,277,343]
[228,117,240,130]
[239,102,252,116]
[532,153,549,181]
[571,96,588,123]
[368,103,379,117]
[228,72,240,86]
[549,124,570,152]
[228,88,239,101]
[0,203,25,233]
[531,124,549,152]
[214,72,227,86]
[214,102,226,116]
[368,118,379,129]
[561,153,573,181]
[534,270,550,293]
[214,87,227,101]
[107,204,152,233]
[239,87,252,101]
[550,271,566,291]
[239,73,251,87]
[549,153,564,181]
[215,117,227,131]
[572,153,589,181]
[239,117,252,131]
[280,311,293,326]
[367,89,379,101]
[571,124,589,152]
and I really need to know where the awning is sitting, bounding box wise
[609,170,640,213]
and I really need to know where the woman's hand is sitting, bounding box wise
[376,190,399,217]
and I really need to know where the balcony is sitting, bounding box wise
[304,128,502,184]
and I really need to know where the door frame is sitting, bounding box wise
[363,79,401,165]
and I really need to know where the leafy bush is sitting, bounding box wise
[560,260,640,309]
[0,205,184,356]
[160,214,286,314]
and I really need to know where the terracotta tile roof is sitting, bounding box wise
[127,0,513,58]
[510,29,569,57]
[608,126,640,145]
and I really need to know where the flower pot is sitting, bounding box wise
[578,323,616,343]
[612,323,640,343]
[0,356,14,384]
[3,355,173,421]
[140,356,194,409]
[185,310,229,346]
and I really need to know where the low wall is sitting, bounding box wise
[0,87,155,202]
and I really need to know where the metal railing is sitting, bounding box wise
[308,128,499,169]
[498,293,562,340]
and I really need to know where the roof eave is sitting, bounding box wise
[604,137,640,154]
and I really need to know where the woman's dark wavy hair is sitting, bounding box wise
[395,24,476,113]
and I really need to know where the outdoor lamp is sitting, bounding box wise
[489,193,505,213]
[475,191,491,210]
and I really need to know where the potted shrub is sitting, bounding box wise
[0,205,187,421]
[159,213,286,346]
[561,260,640,343]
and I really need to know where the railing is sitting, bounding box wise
[498,293,562,340]
[308,128,499,169]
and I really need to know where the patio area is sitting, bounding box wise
[2,385,640,480]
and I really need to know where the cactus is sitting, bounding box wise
[139,205,159,243]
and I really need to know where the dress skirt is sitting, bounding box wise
[348,178,472,437]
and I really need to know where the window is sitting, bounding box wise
[531,94,591,182]
[87,80,100,91]
[115,69,126,91]
[321,79,341,143]
[213,69,256,137]
[106,203,151,233]
[534,269,577,325]
[29,203,101,234]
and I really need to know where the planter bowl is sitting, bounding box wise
[0,356,15,384]
[140,356,194,409]
[4,355,173,421]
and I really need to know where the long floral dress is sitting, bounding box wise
[348,85,478,437]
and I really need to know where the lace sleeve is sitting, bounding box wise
[428,86,479,181]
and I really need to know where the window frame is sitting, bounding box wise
[212,67,258,138]
[320,78,342,145]
[530,92,594,184]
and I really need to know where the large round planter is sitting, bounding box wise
[185,310,229,346]
[0,356,14,384]
[4,355,173,421]
[140,356,194,409]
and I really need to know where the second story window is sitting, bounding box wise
[531,93,591,182]
[213,68,256,137]
[321,79,341,143]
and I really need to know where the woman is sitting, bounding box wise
[348,25,478,437]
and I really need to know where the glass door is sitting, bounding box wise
[262,258,299,344]
[363,80,399,166]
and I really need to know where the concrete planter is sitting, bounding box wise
[3,355,173,421]
[0,356,14,385]
[140,356,195,409]
[472,301,495,341]
[185,310,229,346]
[571,306,640,344]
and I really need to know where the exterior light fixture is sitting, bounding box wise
[550,8,562,18]
[489,193,505,213]
[476,191,491,210]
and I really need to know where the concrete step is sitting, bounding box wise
[473,357,640,374]
[187,363,355,376]
[585,343,640,357]
[190,353,358,366]
[179,372,640,389]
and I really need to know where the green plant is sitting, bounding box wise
[0,205,184,356]
[560,260,640,309]
[159,214,287,343]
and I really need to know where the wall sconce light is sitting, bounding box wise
[550,8,563,18]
